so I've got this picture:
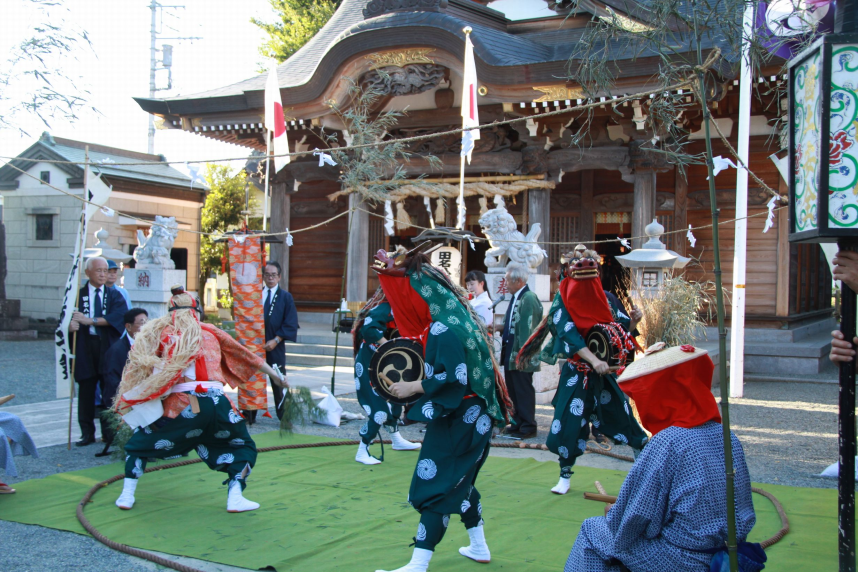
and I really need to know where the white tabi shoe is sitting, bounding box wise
[375,547,433,572]
[459,523,491,563]
[551,476,571,495]
[116,478,138,510]
[356,441,382,465]
[227,481,260,513]
[390,431,421,451]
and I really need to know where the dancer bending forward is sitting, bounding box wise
[352,288,421,465]
[373,247,512,572]
[518,249,647,495]
[113,292,284,513]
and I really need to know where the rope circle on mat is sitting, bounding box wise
[76,439,789,572]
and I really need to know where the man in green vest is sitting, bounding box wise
[500,263,543,439]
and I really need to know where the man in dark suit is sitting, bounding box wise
[254,261,299,421]
[69,256,128,446]
[97,308,148,457]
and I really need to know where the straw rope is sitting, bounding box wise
[327,178,554,202]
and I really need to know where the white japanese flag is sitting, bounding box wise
[265,62,290,174]
[460,30,480,163]
[55,165,112,398]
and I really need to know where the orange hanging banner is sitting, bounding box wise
[228,236,267,411]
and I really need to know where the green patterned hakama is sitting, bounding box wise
[406,323,492,550]
[124,387,257,489]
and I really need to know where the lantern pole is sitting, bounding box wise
[838,238,857,571]
[833,1,858,567]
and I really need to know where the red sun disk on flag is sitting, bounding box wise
[272,102,286,138]
[469,84,476,120]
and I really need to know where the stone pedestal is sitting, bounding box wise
[0,298,37,340]
[486,270,558,404]
[124,267,187,319]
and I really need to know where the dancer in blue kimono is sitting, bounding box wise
[564,344,765,572]
[352,288,421,465]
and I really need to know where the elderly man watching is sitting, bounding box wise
[499,263,543,439]
[69,256,128,446]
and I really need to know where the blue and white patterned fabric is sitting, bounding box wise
[564,422,756,572]
[0,412,39,478]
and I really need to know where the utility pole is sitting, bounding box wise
[147,0,201,154]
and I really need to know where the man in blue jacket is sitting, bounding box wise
[69,256,128,446]
[97,307,148,457]
[253,261,299,421]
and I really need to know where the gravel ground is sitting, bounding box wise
[0,340,59,405]
[0,338,842,570]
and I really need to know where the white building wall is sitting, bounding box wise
[1,161,203,320]
[1,161,84,320]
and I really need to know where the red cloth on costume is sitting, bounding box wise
[619,353,720,436]
[377,274,432,340]
[559,276,614,336]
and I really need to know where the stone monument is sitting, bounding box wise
[123,216,185,318]
[478,202,558,404]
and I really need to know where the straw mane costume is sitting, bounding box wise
[113,291,282,513]
[565,344,764,572]
[351,287,421,465]
[518,248,647,495]
[372,246,513,572]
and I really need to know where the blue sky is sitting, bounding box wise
[1,0,273,172]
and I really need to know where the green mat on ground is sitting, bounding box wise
[0,431,837,571]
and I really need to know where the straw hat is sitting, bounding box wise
[618,343,708,383]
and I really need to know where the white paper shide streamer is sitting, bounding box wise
[423,197,435,229]
[384,200,395,236]
[707,155,738,180]
[763,197,777,233]
[686,225,697,248]
[313,148,337,167]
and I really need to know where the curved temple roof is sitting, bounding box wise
[135,0,726,119]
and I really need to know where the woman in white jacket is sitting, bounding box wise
[465,270,494,328]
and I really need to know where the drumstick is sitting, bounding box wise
[583,492,618,503]
[379,371,395,388]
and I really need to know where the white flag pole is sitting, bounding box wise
[263,130,271,232]
[67,147,90,448]
[457,154,466,230]
[458,26,475,231]
[729,2,754,399]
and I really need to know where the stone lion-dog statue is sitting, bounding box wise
[478,203,546,271]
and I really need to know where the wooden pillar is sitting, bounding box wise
[580,170,594,243]
[776,177,790,317]
[674,169,688,256]
[632,169,656,249]
[269,181,291,291]
[346,194,369,302]
[528,187,551,274]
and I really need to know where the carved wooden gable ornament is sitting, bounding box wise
[364,0,448,19]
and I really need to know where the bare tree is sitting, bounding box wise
[0,0,96,136]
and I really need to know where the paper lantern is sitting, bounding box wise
[788,34,858,242]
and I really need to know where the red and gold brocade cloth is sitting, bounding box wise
[161,324,266,418]
[227,235,267,411]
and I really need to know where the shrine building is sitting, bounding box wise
[134,0,834,377]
